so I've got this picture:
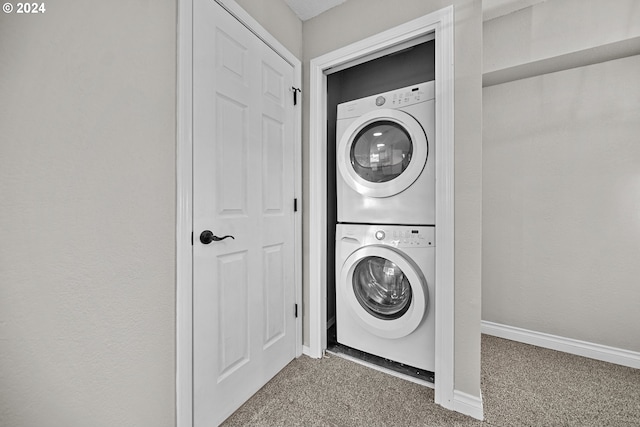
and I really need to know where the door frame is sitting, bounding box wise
[176,1,303,426]
[307,5,457,411]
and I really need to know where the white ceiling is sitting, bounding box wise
[284,0,347,21]
[284,0,548,22]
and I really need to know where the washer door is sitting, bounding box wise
[340,245,428,339]
[337,109,428,198]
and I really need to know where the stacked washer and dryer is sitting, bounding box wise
[335,81,436,375]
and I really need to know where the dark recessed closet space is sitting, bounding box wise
[326,38,435,380]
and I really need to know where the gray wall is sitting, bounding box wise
[483,0,640,76]
[302,0,483,397]
[482,0,640,352]
[0,1,176,426]
[0,0,303,425]
[234,0,303,59]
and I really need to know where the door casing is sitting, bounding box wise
[307,4,459,415]
[176,1,302,426]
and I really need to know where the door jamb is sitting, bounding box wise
[176,1,303,426]
[307,5,456,410]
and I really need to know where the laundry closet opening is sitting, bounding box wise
[326,38,436,383]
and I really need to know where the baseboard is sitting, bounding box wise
[302,345,312,357]
[481,321,640,369]
[453,390,483,421]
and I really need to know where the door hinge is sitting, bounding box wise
[294,198,298,212]
[291,87,301,105]
[294,303,298,318]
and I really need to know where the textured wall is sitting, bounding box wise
[302,0,483,398]
[482,54,640,352]
[0,1,177,426]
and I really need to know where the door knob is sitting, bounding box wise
[200,230,235,244]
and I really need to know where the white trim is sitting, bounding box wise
[176,1,303,426]
[302,345,312,357]
[432,6,455,411]
[308,61,328,359]
[176,1,193,426]
[308,4,456,413]
[481,321,640,370]
[481,320,640,369]
[293,60,303,359]
[453,390,484,421]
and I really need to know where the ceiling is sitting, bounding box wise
[284,0,347,21]
[283,0,548,22]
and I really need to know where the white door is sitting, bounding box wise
[193,0,297,425]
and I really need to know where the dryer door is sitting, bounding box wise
[340,245,428,339]
[337,109,428,198]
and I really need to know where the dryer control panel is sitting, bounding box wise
[391,87,427,107]
[336,80,435,120]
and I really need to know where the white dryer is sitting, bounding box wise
[336,81,435,225]
[335,223,435,372]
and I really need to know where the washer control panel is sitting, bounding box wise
[371,227,434,248]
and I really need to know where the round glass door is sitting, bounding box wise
[337,109,428,198]
[352,256,412,320]
[340,245,427,339]
[350,121,413,184]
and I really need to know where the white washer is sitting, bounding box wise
[335,223,435,372]
[336,81,435,225]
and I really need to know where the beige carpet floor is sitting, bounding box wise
[221,335,640,426]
